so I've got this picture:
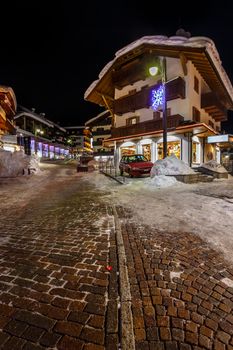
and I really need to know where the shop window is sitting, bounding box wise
[157,141,181,159]
[121,146,136,156]
[142,144,151,161]
[194,76,199,94]
[192,141,200,164]
[126,116,139,126]
[192,107,200,122]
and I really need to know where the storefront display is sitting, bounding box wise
[142,144,151,161]
[157,141,181,159]
[120,146,136,156]
[192,141,200,164]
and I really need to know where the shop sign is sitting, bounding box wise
[207,135,231,143]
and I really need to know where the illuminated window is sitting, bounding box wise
[126,116,139,126]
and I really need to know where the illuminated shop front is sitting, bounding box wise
[120,142,136,157]
[157,141,181,160]
[49,145,54,159]
[142,144,151,160]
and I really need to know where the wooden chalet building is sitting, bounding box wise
[84,32,233,167]
[14,106,69,158]
[85,110,114,159]
[0,85,17,149]
[63,126,92,157]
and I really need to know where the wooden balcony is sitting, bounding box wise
[111,114,184,138]
[92,129,111,136]
[201,92,227,122]
[113,77,185,115]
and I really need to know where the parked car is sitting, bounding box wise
[119,154,154,177]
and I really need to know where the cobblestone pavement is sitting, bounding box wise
[116,207,233,350]
[0,164,119,350]
[0,164,233,350]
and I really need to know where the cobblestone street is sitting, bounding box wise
[0,163,233,350]
[0,164,118,350]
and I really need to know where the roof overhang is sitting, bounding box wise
[85,36,233,111]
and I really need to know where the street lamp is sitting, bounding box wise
[149,57,167,159]
[35,128,44,136]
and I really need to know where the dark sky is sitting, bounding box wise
[1,0,233,131]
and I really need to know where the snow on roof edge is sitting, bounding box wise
[84,35,233,104]
[85,110,110,126]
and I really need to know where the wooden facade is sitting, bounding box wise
[111,114,184,138]
[113,77,185,115]
[0,86,17,134]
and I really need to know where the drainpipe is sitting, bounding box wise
[202,138,205,163]
[188,132,193,167]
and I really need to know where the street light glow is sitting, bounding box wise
[149,66,159,76]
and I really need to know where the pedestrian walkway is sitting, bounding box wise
[115,206,233,350]
[0,164,232,349]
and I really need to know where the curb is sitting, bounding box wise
[113,205,135,350]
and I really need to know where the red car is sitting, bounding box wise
[119,154,154,177]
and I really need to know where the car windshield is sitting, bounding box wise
[126,155,148,163]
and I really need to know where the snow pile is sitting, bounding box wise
[28,154,41,173]
[147,175,177,188]
[88,159,99,170]
[0,149,40,177]
[150,154,195,177]
[201,160,227,173]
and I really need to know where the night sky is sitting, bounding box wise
[1,0,233,131]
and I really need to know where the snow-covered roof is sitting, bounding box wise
[85,110,110,126]
[84,35,233,108]
[14,111,54,127]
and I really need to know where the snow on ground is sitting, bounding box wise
[0,149,41,177]
[150,154,195,176]
[201,160,228,173]
[1,161,233,265]
[87,171,233,264]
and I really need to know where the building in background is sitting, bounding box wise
[14,106,69,158]
[85,110,114,160]
[84,30,233,168]
[0,85,17,150]
[64,126,92,158]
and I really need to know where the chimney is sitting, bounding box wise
[175,28,191,38]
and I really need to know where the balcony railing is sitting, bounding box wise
[111,114,184,138]
[113,77,185,115]
[92,129,111,136]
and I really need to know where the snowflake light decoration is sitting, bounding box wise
[151,85,164,111]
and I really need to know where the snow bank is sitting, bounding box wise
[151,154,195,177]
[0,149,40,177]
[201,160,227,173]
[147,175,177,188]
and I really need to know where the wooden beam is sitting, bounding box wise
[101,94,116,127]
[96,91,114,101]
[179,53,187,76]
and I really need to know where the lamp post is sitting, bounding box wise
[149,57,167,159]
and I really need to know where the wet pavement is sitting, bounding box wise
[0,163,232,350]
